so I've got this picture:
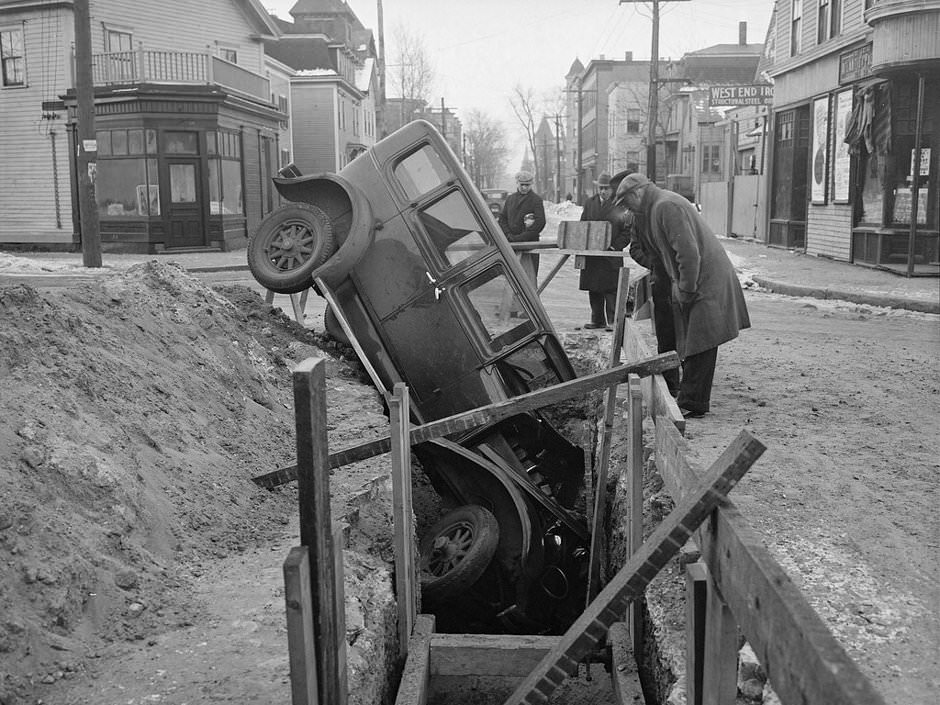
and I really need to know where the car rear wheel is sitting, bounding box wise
[248,203,336,294]
[420,505,499,603]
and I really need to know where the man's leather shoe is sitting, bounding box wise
[584,322,604,329]
[681,408,705,419]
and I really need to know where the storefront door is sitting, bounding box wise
[165,158,205,249]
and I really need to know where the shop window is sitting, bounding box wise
[164,131,199,155]
[0,25,25,87]
[208,129,243,215]
[96,158,158,217]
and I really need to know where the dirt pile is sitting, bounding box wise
[0,263,394,704]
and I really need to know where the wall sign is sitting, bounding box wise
[833,90,853,202]
[839,43,873,85]
[811,97,829,204]
[708,84,774,107]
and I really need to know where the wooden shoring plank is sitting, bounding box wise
[631,271,652,321]
[289,291,308,324]
[537,253,570,294]
[293,358,345,705]
[331,522,349,705]
[501,430,765,705]
[390,383,417,659]
[625,376,644,654]
[654,423,888,705]
[394,614,435,705]
[587,268,631,603]
[429,633,561,677]
[701,565,738,705]
[253,352,680,488]
[264,289,275,305]
[608,622,644,705]
[622,318,685,433]
[685,561,707,705]
[283,546,319,705]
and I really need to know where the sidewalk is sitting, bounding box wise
[1,239,937,314]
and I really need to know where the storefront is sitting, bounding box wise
[766,1,939,276]
[66,85,283,254]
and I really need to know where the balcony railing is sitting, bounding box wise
[86,46,271,104]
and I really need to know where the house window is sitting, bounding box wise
[218,47,237,64]
[702,144,721,174]
[106,29,132,52]
[1,26,25,87]
[790,0,803,56]
[627,109,642,134]
[817,0,841,43]
[104,28,134,81]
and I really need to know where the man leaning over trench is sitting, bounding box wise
[615,173,750,419]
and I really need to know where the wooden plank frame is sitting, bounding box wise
[253,352,681,488]
[293,358,347,705]
[390,383,417,659]
[284,546,319,705]
[622,317,684,433]
[503,430,766,705]
[394,615,435,705]
[654,422,887,705]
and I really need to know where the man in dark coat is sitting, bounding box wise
[578,173,632,329]
[615,173,750,418]
[498,170,545,287]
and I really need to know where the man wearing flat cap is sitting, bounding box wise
[578,173,632,329]
[498,171,546,288]
[615,173,750,418]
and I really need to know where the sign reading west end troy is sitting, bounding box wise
[708,84,774,107]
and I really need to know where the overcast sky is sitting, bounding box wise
[265,0,775,168]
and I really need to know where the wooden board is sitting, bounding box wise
[654,423,888,705]
[556,220,612,250]
[394,615,435,705]
[252,352,680,488]
[283,546,319,705]
[502,430,765,705]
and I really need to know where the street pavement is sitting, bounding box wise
[2,236,936,314]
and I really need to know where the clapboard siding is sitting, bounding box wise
[91,0,267,73]
[0,6,76,243]
[806,203,853,260]
[291,82,337,174]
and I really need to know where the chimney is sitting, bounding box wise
[739,21,747,45]
[624,51,633,61]
[599,54,606,61]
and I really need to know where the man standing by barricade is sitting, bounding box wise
[615,173,750,418]
[498,171,545,288]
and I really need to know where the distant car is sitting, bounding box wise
[481,188,509,217]
[248,120,588,633]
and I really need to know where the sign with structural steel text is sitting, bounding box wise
[709,84,774,107]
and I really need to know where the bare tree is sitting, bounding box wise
[388,22,435,124]
[464,110,509,188]
[509,84,541,186]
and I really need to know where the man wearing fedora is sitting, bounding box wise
[615,173,750,418]
[578,173,632,330]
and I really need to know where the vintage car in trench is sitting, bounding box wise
[248,120,589,633]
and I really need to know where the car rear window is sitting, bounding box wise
[417,190,492,268]
[394,144,451,200]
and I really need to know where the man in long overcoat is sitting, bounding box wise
[578,173,632,329]
[615,173,750,417]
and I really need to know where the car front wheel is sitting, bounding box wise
[248,203,335,294]
[419,505,499,603]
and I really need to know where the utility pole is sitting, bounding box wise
[440,97,446,139]
[620,0,690,182]
[554,113,562,203]
[74,0,101,267]
[376,0,387,138]
[576,78,584,204]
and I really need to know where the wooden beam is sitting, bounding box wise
[685,561,707,705]
[701,565,738,705]
[429,633,561,677]
[390,383,417,659]
[253,352,680,488]
[608,622,645,704]
[625,377,644,654]
[622,318,685,433]
[502,430,765,705]
[394,615,435,705]
[293,358,345,705]
[587,268,631,602]
[654,423,888,705]
[283,546,319,705]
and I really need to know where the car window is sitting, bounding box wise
[417,190,491,268]
[394,144,451,201]
[462,265,535,353]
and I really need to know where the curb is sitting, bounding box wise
[752,276,940,314]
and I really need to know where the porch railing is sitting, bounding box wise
[86,45,271,103]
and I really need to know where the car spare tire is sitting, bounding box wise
[248,203,336,294]
[420,505,499,603]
